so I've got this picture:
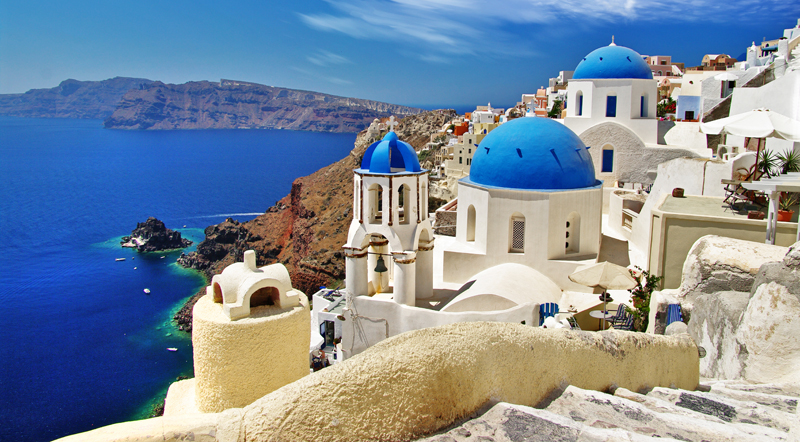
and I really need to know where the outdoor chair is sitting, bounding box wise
[609,303,629,326]
[566,315,581,330]
[539,302,559,326]
[666,304,683,326]
[612,312,635,331]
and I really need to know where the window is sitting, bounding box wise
[466,205,476,242]
[509,214,525,253]
[368,184,383,224]
[640,95,647,118]
[685,111,695,121]
[398,184,410,224]
[606,95,617,117]
[601,145,614,173]
[459,157,462,164]
[576,92,583,116]
[565,212,580,254]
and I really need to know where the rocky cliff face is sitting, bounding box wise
[174,109,457,331]
[0,77,153,119]
[121,217,192,252]
[104,80,425,133]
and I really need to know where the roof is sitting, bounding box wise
[466,117,599,191]
[573,44,654,80]
[359,131,422,173]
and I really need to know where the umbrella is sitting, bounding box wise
[700,109,800,178]
[714,72,738,81]
[700,108,800,141]
[569,262,637,329]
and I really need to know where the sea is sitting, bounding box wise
[0,116,356,442]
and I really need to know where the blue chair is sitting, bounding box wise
[539,303,559,326]
[609,303,628,325]
[612,313,635,331]
[666,304,683,326]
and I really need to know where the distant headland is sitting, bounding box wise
[0,77,424,133]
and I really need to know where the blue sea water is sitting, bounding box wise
[0,117,356,442]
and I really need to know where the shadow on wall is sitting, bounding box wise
[657,120,675,145]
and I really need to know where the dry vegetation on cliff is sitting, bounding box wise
[175,109,457,330]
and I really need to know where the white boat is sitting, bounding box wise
[167,348,178,352]
[115,258,126,261]
[143,288,151,294]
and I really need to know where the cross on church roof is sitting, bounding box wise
[386,115,398,132]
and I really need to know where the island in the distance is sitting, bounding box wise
[103,79,424,132]
[121,217,192,252]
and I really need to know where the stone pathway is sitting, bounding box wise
[417,380,799,441]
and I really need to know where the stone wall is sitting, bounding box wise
[58,322,699,442]
[687,239,800,385]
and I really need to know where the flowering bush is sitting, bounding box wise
[627,266,663,332]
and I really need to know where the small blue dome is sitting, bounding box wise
[573,44,653,80]
[360,131,422,173]
[467,118,598,190]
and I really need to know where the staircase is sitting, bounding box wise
[789,43,800,72]
[418,380,799,441]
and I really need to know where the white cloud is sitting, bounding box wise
[307,50,351,66]
[299,0,797,59]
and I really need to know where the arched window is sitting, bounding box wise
[601,144,614,173]
[368,183,383,224]
[466,205,476,242]
[250,286,279,308]
[565,212,581,254]
[398,184,410,224]
[509,213,525,253]
[576,91,584,116]
[213,282,223,303]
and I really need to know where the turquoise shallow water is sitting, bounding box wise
[0,117,356,441]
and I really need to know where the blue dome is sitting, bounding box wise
[467,118,598,190]
[573,44,653,80]
[360,131,422,173]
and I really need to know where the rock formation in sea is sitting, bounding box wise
[175,110,457,331]
[103,79,425,133]
[121,217,192,252]
[0,77,154,119]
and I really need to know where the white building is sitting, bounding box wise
[563,42,704,188]
[442,117,603,291]
[331,118,607,358]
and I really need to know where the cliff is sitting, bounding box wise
[175,109,457,331]
[0,77,153,119]
[104,80,425,133]
[121,217,192,252]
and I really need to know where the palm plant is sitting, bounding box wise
[777,149,800,174]
[757,148,780,179]
[779,192,798,212]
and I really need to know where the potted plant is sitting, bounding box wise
[777,149,800,174]
[778,192,797,222]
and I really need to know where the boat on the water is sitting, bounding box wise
[115,258,126,261]
[143,288,151,294]
[167,348,178,352]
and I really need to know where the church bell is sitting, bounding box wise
[374,255,389,273]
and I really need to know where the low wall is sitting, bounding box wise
[57,323,700,442]
[343,295,537,357]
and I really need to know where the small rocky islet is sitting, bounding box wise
[121,217,192,252]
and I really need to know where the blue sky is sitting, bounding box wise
[1,0,798,108]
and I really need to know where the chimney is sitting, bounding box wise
[244,250,257,271]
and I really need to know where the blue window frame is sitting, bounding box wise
[602,149,614,172]
[606,95,617,117]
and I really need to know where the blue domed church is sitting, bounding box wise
[442,117,604,290]
[563,41,660,186]
[344,131,435,306]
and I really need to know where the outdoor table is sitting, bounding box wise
[589,309,616,329]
